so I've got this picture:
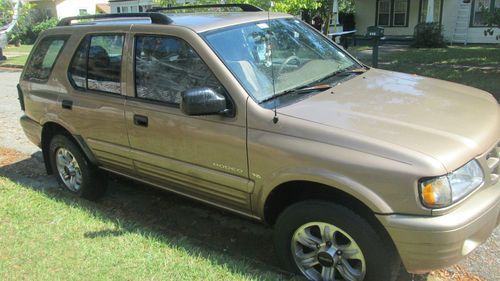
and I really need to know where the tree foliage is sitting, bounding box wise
[154,0,320,14]
[0,0,14,27]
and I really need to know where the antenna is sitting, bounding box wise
[268,1,279,124]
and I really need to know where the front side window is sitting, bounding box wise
[24,37,67,82]
[68,34,124,94]
[134,36,224,105]
[204,18,358,104]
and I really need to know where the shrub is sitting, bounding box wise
[412,22,447,48]
[8,4,54,45]
[339,12,355,31]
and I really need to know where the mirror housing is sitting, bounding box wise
[180,87,229,116]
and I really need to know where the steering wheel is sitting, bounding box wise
[278,55,300,74]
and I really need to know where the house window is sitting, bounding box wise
[117,7,121,13]
[122,6,129,13]
[79,9,88,16]
[378,0,391,26]
[419,0,443,23]
[376,0,410,27]
[472,0,499,26]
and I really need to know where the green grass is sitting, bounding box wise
[1,44,33,67]
[0,177,290,281]
[352,45,500,98]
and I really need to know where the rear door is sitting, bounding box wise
[124,26,252,213]
[58,27,133,173]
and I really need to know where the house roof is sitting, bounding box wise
[96,3,110,14]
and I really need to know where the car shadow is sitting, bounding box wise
[0,152,427,281]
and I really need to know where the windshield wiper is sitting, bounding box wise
[259,84,332,104]
[336,68,368,76]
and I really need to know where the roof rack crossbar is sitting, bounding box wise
[148,4,264,13]
[57,13,173,26]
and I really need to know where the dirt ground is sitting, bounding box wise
[0,68,498,280]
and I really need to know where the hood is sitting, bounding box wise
[279,69,500,171]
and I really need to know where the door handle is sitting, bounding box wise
[133,114,148,127]
[62,100,73,110]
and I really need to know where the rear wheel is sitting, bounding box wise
[49,135,106,200]
[274,200,400,281]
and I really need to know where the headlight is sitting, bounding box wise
[419,160,484,209]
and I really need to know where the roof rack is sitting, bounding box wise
[57,13,172,26]
[148,4,264,13]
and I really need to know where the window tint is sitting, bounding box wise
[68,37,89,89]
[88,35,124,94]
[68,34,124,94]
[135,36,224,104]
[24,37,67,82]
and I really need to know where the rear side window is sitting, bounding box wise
[68,34,124,94]
[24,36,67,82]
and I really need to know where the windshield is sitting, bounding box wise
[203,18,359,103]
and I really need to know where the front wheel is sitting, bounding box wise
[274,200,400,281]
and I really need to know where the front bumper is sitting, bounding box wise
[377,179,500,274]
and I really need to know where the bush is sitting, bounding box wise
[8,4,55,45]
[339,12,355,31]
[32,17,58,35]
[412,22,447,48]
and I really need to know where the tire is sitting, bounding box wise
[274,200,400,281]
[49,134,106,200]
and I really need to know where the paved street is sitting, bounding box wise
[0,68,498,280]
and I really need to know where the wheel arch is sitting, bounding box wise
[262,179,391,226]
[41,122,98,174]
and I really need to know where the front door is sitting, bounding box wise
[124,32,252,213]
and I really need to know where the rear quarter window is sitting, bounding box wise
[24,36,68,82]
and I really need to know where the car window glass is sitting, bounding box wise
[68,34,124,94]
[68,36,90,89]
[88,35,124,94]
[24,37,67,82]
[135,36,224,104]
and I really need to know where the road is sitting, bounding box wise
[0,68,498,280]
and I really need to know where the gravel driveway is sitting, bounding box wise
[0,68,498,280]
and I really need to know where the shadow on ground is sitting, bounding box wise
[0,152,426,281]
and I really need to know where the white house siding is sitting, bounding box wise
[440,0,500,44]
[110,0,191,13]
[355,0,421,36]
[55,0,109,19]
[355,0,500,43]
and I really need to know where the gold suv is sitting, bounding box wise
[18,4,500,281]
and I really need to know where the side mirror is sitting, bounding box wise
[180,87,229,116]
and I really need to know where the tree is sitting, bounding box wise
[153,0,320,14]
[0,0,14,27]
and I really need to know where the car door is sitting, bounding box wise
[124,27,252,213]
[58,28,133,173]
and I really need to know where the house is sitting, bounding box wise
[109,0,191,13]
[354,0,500,44]
[25,0,110,19]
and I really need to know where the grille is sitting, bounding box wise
[484,143,500,184]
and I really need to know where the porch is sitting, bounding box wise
[353,0,500,44]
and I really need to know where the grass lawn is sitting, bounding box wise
[350,45,500,99]
[0,176,290,281]
[0,45,32,67]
